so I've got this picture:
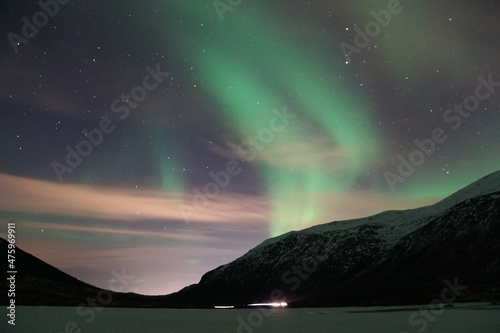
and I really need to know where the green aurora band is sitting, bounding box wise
[143,1,383,236]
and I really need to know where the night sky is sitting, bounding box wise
[0,0,499,295]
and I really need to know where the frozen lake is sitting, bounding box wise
[5,303,500,332]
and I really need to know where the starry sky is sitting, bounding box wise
[0,0,499,295]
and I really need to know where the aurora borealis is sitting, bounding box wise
[1,0,499,295]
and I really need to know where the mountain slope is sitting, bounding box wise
[167,171,500,307]
[0,238,167,307]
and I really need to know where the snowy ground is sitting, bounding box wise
[5,303,500,333]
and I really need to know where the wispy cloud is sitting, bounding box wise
[207,133,380,174]
[0,172,269,224]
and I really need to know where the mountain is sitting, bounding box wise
[166,171,500,307]
[2,170,500,307]
[1,236,97,306]
[0,237,167,307]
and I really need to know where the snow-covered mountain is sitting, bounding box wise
[167,171,500,307]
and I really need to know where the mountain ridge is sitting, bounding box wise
[244,170,500,256]
[2,170,500,307]
[167,170,500,307]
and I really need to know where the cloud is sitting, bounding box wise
[207,132,364,173]
[0,172,269,225]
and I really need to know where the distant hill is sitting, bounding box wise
[2,170,500,308]
[1,236,98,306]
[0,237,166,307]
